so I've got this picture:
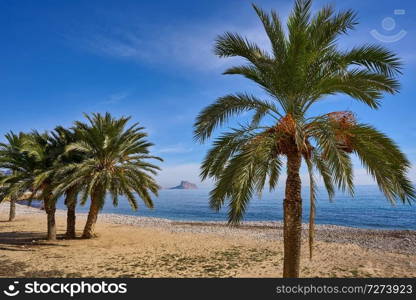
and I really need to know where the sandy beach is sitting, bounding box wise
[0,203,415,278]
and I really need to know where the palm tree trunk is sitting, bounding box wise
[65,190,77,239]
[82,194,100,239]
[8,198,16,221]
[44,197,57,240]
[283,150,302,278]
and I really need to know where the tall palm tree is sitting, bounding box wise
[50,126,84,239]
[21,131,63,240]
[55,113,162,239]
[1,130,68,240]
[194,0,415,277]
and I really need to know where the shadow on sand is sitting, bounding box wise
[0,231,69,251]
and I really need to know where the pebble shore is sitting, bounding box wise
[2,203,415,255]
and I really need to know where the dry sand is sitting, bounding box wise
[0,203,415,278]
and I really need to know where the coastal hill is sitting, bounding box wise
[169,181,197,190]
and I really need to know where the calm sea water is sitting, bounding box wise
[55,185,415,230]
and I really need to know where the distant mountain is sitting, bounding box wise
[169,181,198,190]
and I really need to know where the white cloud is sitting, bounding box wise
[155,143,193,154]
[69,16,275,73]
[81,32,153,62]
[100,91,130,105]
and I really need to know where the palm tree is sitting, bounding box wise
[1,130,67,240]
[50,126,84,239]
[0,132,35,222]
[194,0,415,277]
[55,113,162,239]
[0,173,17,222]
[21,131,64,240]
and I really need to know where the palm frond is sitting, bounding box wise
[194,93,280,142]
[208,129,281,224]
[342,44,402,77]
[350,124,416,203]
[214,32,271,64]
[314,69,400,109]
[252,4,287,60]
[311,149,335,200]
[308,116,354,194]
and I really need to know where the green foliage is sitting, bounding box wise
[349,124,415,203]
[0,113,162,217]
[194,0,415,238]
[208,130,282,224]
[0,131,52,202]
[53,112,162,211]
[194,94,280,142]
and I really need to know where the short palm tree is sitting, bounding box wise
[0,172,9,220]
[56,113,162,239]
[0,131,61,239]
[194,0,415,277]
[0,132,30,221]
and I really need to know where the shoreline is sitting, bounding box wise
[0,203,415,277]
[16,201,416,231]
[4,203,416,255]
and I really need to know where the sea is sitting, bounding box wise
[53,185,416,230]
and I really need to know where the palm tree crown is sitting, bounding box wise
[59,112,162,209]
[0,132,43,200]
[55,112,162,238]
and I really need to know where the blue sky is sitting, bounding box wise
[0,0,415,188]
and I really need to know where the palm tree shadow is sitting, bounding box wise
[0,231,69,250]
